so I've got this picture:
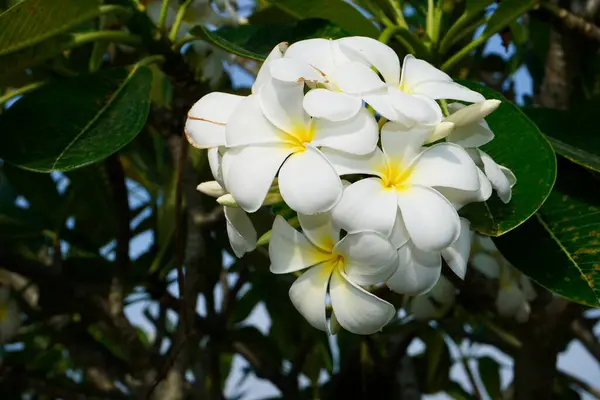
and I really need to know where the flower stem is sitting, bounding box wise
[135,54,166,68]
[0,81,45,107]
[426,0,435,40]
[169,0,193,42]
[387,0,408,29]
[157,0,171,32]
[72,30,142,47]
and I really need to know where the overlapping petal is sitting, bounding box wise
[269,216,332,274]
[278,145,343,215]
[338,36,400,85]
[441,218,472,279]
[289,261,332,332]
[303,89,362,121]
[222,144,292,212]
[313,108,378,155]
[334,232,398,286]
[186,92,244,148]
[253,42,288,93]
[329,270,395,335]
[298,212,340,252]
[386,241,441,295]
[225,206,257,258]
[397,185,460,252]
[331,178,398,236]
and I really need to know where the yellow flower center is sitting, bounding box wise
[284,121,315,152]
[378,159,413,191]
[319,254,345,279]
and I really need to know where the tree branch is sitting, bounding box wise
[571,318,600,363]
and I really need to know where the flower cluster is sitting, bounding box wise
[187,37,516,334]
[471,234,536,322]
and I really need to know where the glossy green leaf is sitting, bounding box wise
[524,103,600,173]
[0,66,152,172]
[477,356,501,399]
[190,19,349,62]
[483,0,536,37]
[494,159,600,307]
[0,0,101,75]
[267,0,379,38]
[458,81,557,236]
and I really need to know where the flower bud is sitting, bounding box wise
[197,181,227,198]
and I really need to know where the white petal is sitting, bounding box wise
[474,233,498,253]
[313,108,378,155]
[397,185,460,252]
[252,42,288,94]
[413,81,485,103]
[329,62,386,94]
[226,95,290,147]
[289,262,331,332]
[278,146,343,214]
[303,89,362,121]
[222,144,292,212]
[478,150,515,203]
[471,252,500,279]
[331,177,398,236]
[400,54,452,89]
[269,57,323,83]
[389,212,409,249]
[389,89,443,125]
[320,147,385,177]
[436,168,492,210]
[410,143,480,191]
[186,92,244,148]
[269,215,332,274]
[334,231,398,286]
[447,120,495,148]
[363,89,402,121]
[298,212,340,252]
[387,241,441,295]
[441,218,472,279]
[285,38,335,73]
[197,180,226,198]
[225,206,257,257]
[446,100,500,127]
[520,275,537,301]
[329,270,395,335]
[259,78,308,133]
[207,147,224,185]
[381,122,432,164]
[338,36,400,85]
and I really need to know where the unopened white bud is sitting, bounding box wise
[217,193,238,207]
[197,181,227,198]
[447,99,501,127]
[426,121,455,144]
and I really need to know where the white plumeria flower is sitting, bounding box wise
[385,216,472,295]
[409,276,456,321]
[338,38,484,125]
[0,287,20,343]
[325,123,480,253]
[268,38,387,121]
[223,78,378,215]
[436,102,516,204]
[269,214,398,335]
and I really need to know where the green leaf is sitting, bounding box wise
[190,18,349,62]
[0,0,102,75]
[267,0,379,38]
[458,81,557,236]
[483,0,536,37]
[494,159,600,307]
[0,66,152,172]
[524,103,600,173]
[477,356,501,399]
